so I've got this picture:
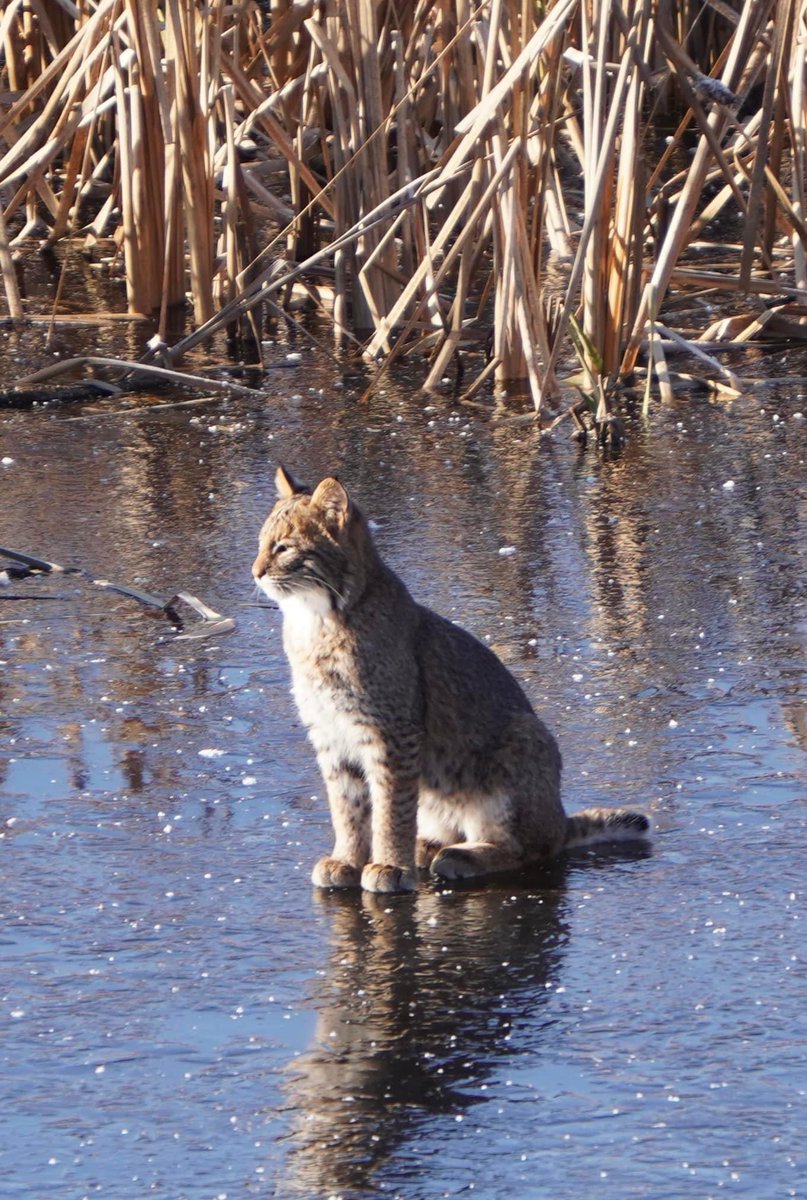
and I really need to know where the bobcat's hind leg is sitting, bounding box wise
[416,795,460,872]
[429,790,529,882]
[430,841,523,882]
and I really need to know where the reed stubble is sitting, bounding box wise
[1,0,804,412]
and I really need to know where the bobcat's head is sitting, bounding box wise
[252,467,364,614]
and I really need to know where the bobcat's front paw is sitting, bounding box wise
[312,856,362,889]
[361,862,416,894]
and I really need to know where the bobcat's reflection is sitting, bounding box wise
[276,865,571,1197]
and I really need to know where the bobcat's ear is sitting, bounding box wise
[275,465,309,499]
[310,476,350,528]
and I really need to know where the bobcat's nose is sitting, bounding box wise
[252,551,267,580]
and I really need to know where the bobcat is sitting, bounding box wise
[253,468,649,894]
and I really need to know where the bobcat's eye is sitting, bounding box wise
[273,541,291,557]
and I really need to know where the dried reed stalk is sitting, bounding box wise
[0,201,22,320]
[2,0,807,412]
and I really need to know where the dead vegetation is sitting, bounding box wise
[1,0,806,415]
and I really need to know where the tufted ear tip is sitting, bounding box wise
[275,465,309,499]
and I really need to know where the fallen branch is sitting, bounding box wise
[653,321,743,394]
[9,356,265,399]
[0,547,235,640]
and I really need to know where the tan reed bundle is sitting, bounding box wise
[1,0,805,412]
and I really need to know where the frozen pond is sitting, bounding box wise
[0,352,805,1199]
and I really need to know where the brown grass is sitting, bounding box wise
[1,0,805,414]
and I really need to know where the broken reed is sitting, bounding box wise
[0,0,805,413]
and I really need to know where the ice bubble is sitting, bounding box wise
[198,748,225,758]
[1,457,13,466]
[498,546,517,557]
[722,479,736,491]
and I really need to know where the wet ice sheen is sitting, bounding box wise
[0,374,805,1199]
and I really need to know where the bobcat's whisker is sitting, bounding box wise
[286,563,349,608]
[310,573,347,607]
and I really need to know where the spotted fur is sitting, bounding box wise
[253,468,649,894]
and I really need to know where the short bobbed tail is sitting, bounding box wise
[565,807,650,849]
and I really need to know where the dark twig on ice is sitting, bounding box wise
[0,548,82,581]
[0,381,122,408]
[0,547,235,641]
[5,356,265,406]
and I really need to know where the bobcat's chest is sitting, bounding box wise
[291,664,371,766]
[279,593,369,762]
[278,588,335,653]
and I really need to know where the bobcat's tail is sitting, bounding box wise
[565,807,650,849]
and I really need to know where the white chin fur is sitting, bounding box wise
[276,587,332,619]
[273,586,335,649]
[255,575,280,603]
[255,576,334,647]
